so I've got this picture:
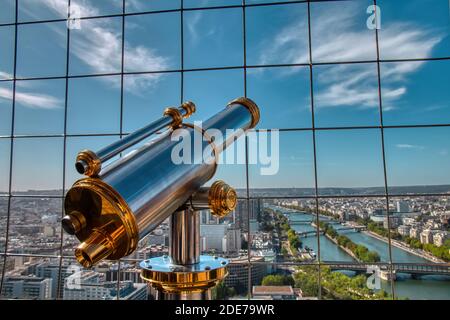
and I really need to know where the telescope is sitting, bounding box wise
[62,97,260,299]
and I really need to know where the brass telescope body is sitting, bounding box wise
[63,98,260,270]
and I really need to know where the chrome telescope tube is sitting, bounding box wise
[63,97,259,268]
[75,101,196,177]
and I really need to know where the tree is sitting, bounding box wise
[288,231,302,250]
[212,281,236,299]
[327,228,338,238]
[366,251,381,263]
[294,267,319,297]
[287,229,296,238]
[261,274,294,286]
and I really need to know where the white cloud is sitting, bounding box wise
[259,19,308,66]
[0,87,62,109]
[419,105,446,113]
[186,11,203,45]
[18,0,69,19]
[1,0,171,108]
[70,12,169,93]
[256,2,443,111]
[185,6,222,48]
[314,64,379,109]
[379,23,442,61]
[39,0,169,94]
[395,144,425,150]
[0,71,13,79]
[125,0,143,12]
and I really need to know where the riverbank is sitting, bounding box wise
[324,233,359,262]
[363,230,445,263]
[284,208,450,299]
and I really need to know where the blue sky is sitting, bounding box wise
[0,0,449,193]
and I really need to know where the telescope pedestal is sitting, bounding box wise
[169,209,201,265]
[139,181,237,300]
[157,291,211,300]
[140,255,228,300]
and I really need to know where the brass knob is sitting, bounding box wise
[62,210,87,235]
[181,101,196,118]
[208,181,237,218]
[75,149,101,177]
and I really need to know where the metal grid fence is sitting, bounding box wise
[0,0,449,300]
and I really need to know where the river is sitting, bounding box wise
[274,207,450,300]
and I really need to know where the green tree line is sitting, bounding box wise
[319,221,380,263]
[293,266,391,300]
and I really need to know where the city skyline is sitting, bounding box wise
[0,0,449,301]
[1,195,449,299]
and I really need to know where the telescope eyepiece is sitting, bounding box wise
[75,228,114,268]
[75,160,88,175]
[62,211,87,235]
[75,150,101,176]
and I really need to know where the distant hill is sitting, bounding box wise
[237,185,450,197]
[9,185,450,199]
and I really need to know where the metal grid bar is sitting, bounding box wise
[3,192,449,201]
[373,0,395,299]
[0,0,448,301]
[0,0,19,295]
[115,0,127,301]
[1,56,450,83]
[181,0,185,106]
[306,0,322,300]
[3,123,450,140]
[55,0,72,300]
[1,251,446,268]
[0,0,350,29]
[2,0,450,30]
[242,0,253,300]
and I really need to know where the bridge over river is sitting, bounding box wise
[290,220,341,226]
[329,262,450,276]
[276,207,450,297]
[295,224,367,237]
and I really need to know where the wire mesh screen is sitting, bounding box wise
[0,0,449,300]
